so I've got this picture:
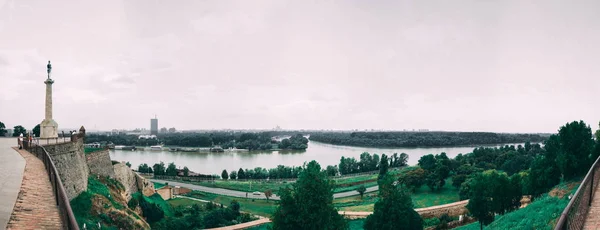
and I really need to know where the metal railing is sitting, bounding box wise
[555,156,600,230]
[24,140,80,230]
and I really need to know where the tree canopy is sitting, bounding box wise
[364,173,423,230]
[12,125,26,137]
[271,160,347,230]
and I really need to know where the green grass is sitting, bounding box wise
[191,180,291,194]
[455,182,579,230]
[167,197,207,208]
[410,178,459,208]
[185,191,278,217]
[153,182,165,189]
[336,178,459,212]
[145,193,174,217]
[334,181,378,193]
[71,176,132,229]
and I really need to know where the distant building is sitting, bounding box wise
[150,116,158,135]
[138,135,157,140]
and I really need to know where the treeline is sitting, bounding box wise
[339,152,408,174]
[138,162,217,179]
[86,132,309,150]
[219,152,408,180]
[309,131,548,148]
[223,166,305,180]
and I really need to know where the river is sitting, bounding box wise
[109,141,528,174]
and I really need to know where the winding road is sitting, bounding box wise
[149,179,379,200]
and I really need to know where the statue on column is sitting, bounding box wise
[47,60,52,79]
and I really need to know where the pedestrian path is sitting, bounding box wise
[0,138,25,229]
[6,147,62,229]
[583,184,600,229]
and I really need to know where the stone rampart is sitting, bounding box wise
[135,172,156,197]
[113,163,139,200]
[85,149,115,178]
[43,139,89,200]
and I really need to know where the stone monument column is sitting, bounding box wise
[41,61,58,139]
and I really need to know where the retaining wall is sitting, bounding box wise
[85,149,115,178]
[113,163,139,200]
[43,139,89,200]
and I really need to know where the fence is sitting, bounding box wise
[554,155,600,230]
[24,140,80,230]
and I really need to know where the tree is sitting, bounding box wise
[271,160,347,230]
[153,162,166,175]
[222,170,229,180]
[466,173,494,230]
[557,121,594,179]
[265,189,273,202]
[325,165,339,177]
[126,162,132,168]
[238,168,246,180]
[378,154,389,180]
[398,167,426,192]
[0,121,6,136]
[183,167,190,177]
[527,155,560,198]
[229,170,237,180]
[166,162,178,176]
[357,185,367,199]
[12,125,26,137]
[32,124,40,137]
[364,173,423,230]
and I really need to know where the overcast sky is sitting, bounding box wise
[0,0,599,133]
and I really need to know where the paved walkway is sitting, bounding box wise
[149,178,379,200]
[0,138,25,229]
[6,147,62,229]
[583,184,600,229]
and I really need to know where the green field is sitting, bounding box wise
[153,182,165,189]
[190,180,291,194]
[335,178,459,212]
[185,191,278,217]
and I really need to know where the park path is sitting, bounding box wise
[149,178,379,200]
[0,138,25,229]
[6,147,62,229]
[583,184,600,229]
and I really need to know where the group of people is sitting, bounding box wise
[17,133,33,150]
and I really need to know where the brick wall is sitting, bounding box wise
[85,149,116,178]
[43,139,89,200]
[113,163,139,200]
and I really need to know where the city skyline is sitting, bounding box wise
[1,0,599,133]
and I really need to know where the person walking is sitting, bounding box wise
[18,133,23,149]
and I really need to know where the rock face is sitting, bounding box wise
[86,149,116,178]
[44,139,89,200]
[113,163,139,201]
[136,173,156,197]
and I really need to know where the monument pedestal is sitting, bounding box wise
[40,118,58,139]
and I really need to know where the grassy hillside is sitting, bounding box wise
[70,176,149,230]
[456,182,578,230]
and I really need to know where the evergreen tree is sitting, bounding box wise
[271,161,347,230]
[222,169,229,180]
[364,173,423,230]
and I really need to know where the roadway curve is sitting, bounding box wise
[149,179,379,200]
